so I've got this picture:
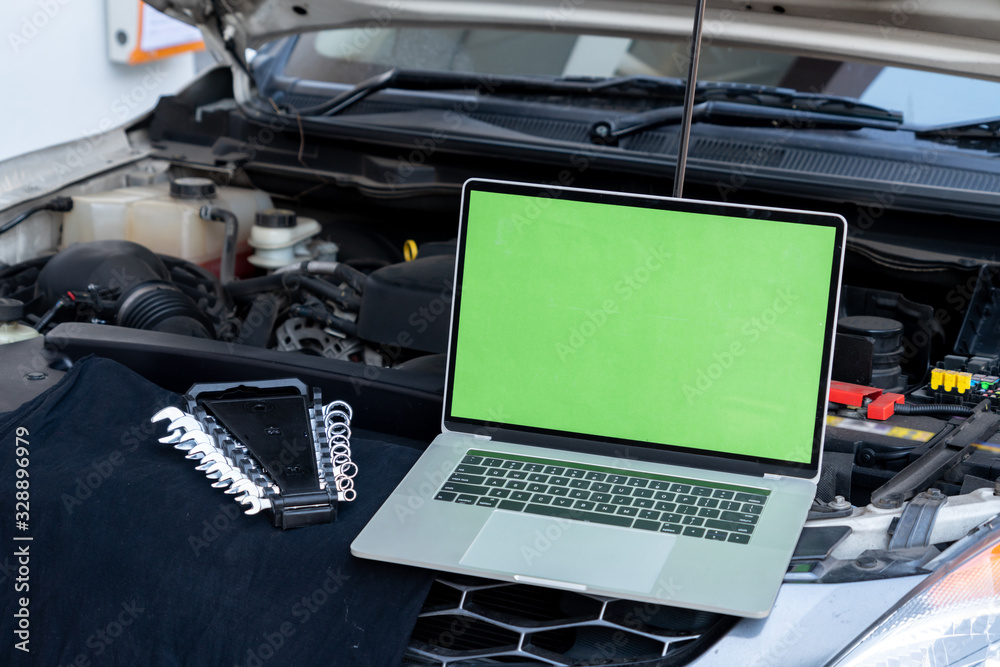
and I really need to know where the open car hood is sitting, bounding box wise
[149,0,1000,81]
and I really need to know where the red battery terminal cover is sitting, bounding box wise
[829,381,905,420]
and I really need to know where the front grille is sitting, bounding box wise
[404,575,737,666]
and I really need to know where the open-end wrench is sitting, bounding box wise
[166,415,205,434]
[239,495,273,515]
[151,407,187,424]
[172,430,215,451]
[226,479,261,497]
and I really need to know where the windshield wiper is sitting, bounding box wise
[914,116,1000,141]
[590,83,903,144]
[278,69,691,117]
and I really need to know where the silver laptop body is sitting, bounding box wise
[352,178,846,618]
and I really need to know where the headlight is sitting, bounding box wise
[829,516,1000,667]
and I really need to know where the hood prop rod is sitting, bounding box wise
[672,0,707,199]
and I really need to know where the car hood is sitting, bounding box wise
[149,0,1000,81]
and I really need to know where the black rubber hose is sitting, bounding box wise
[0,196,73,236]
[894,403,976,416]
[226,272,361,311]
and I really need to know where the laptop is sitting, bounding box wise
[352,178,846,618]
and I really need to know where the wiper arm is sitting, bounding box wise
[282,69,691,117]
[914,116,1000,141]
[591,99,903,145]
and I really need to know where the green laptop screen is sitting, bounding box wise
[449,188,838,465]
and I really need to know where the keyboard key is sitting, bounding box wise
[574,500,596,511]
[549,477,570,486]
[649,481,672,491]
[720,511,759,525]
[510,491,532,501]
[565,469,586,479]
[549,487,570,496]
[476,497,500,508]
[705,529,728,541]
[692,486,713,497]
[485,478,506,487]
[569,489,591,500]
[595,503,616,514]
[696,497,719,508]
[455,494,478,504]
[585,472,607,481]
[501,461,523,470]
[655,502,677,512]
[681,516,704,526]
[632,488,654,498]
[543,466,565,475]
[677,505,698,516]
[698,508,720,519]
[682,526,706,538]
[462,455,483,464]
[627,478,648,488]
[590,493,611,503]
[661,513,682,524]
[713,489,734,499]
[435,491,456,501]
[744,504,763,515]
[661,523,683,535]
[633,519,661,531]
[607,475,629,484]
[569,479,590,489]
[590,483,612,493]
[527,483,547,493]
[506,470,528,480]
[499,500,525,511]
[524,503,633,527]
[734,492,768,505]
[654,492,676,502]
[677,494,697,505]
[485,469,506,478]
[523,463,545,473]
[671,484,691,493]
[638,510,660,520]
[506,481,527,490]
[719,501,741,511]
[633,498,655,509]
[611,495,632,506]
[531,494,554,504]
[728,533,751,544]
[455,464,486,475]
[705,520,754,535]
[442,482,488,495]
[616,507,639,517]
[482,458,503,467]
[553,497,574,507]
[488,488,511,498]
[611,485,631,495]
[448,474,486,485]
[527,473,548,483]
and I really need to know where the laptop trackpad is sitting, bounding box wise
[460,511,674,593]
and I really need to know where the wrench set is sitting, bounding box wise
[150,379,356,529]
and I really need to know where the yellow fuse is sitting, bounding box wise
[957,372,973,394]
[931,368,944,390]
[943,370,958,392]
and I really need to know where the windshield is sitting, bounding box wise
[264,27,1000,126]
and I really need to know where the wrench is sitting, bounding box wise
[239,495,273,515]
[151,407,187,423]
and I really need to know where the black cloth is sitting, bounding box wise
[0,357,435,666]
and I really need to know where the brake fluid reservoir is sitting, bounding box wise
[0,299,41,345]
[60,178,272,271]
[247,209,322,269]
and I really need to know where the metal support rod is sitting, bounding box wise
[672,0,708,199]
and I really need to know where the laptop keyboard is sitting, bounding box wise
[433,450,769,545]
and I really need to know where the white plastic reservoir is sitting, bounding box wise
[61,178,273,269]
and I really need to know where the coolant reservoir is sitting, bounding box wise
[60,178,273,272]
[0,299,41,345]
